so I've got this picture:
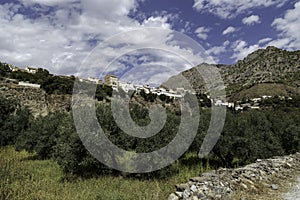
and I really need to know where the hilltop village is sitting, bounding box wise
[5,65,290,111]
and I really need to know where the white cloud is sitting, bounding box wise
[231,40,260,61]
[142,16,171,29]
[258,37,272,44]
[222,26,236,35]
[242,15,261,25]
[228,1,300,62]
[207,46,226,56]
[19,0,76,7]
[271,1,300,49]
[195,26,210,40]
[0,1,215,84]
[193,0,288,19]
[223,40,230,46]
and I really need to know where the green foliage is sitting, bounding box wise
[140,90,157,102]
[196,93,211,107]
[211,109,300,167]
[95,84,113,101]
[159,94,174,103]
[0,62,11,77]
[0,146,208,200]
[0,96,31,146]
[15,112,67,159]
[4,65,75,95]
[260,95,300,108]
[41,76,74,95]
[0,90,299,179]
[52,113,107,175]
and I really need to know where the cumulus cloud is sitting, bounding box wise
[142,16,171,29]
[0,1,214,84]
[271,1,300,49]
[242,15,261,25]
[231,40,260,61]
[195,26,210,40]
[193,0,288,19]
[207,46,226,56]
[0,1,142,75]
[222,26,236,35]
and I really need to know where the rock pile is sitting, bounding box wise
[169,153,300,200]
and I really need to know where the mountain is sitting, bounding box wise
[165,46,300,101]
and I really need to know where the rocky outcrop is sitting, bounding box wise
[0,82,70,116]
[169,153,300,200]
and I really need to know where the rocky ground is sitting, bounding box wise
[283,177,300,200]
[0,82,70,116]
[169,153,300,200]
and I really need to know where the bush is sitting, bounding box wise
[15,112,67,159]
[0,96,31,146]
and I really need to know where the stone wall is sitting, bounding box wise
[169,153,300,200]
[0,82,70,116]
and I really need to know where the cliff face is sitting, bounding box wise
[0,82,70,116]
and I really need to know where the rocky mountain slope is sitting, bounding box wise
[0,82,70,116]
[166,46,300,100]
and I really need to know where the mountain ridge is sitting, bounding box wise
[165,46,300,100]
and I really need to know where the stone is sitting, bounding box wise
[197,191,206,199]
[240,183,248,190]
[190,185,198,193]
[190,177,204,182]
[175,192,183,198]
[168,193,179,200]
[271,184,279,190]
[192,196,199,200]
[243,178,254,186]
[176,183,190,191]
[183,189,191,198]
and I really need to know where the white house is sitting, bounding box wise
[88,77,102,84]
[18,81,40,88]
[25,66,38,74]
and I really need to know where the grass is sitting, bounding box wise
[0,146,208,200]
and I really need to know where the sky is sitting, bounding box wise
[0,0,300,84]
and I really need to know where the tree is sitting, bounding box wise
[0,96,31,146]
[15,112,66,159]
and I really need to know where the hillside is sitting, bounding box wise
[166,46,300,101]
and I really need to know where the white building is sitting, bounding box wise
[88,77,102,84]
[25,66,38,74]
[104,74,118,87]
[118,82,135,92]
[18,81,40,88]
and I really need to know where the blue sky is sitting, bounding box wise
[0,0,300,83]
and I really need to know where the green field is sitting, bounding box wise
[0,146,207,200]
